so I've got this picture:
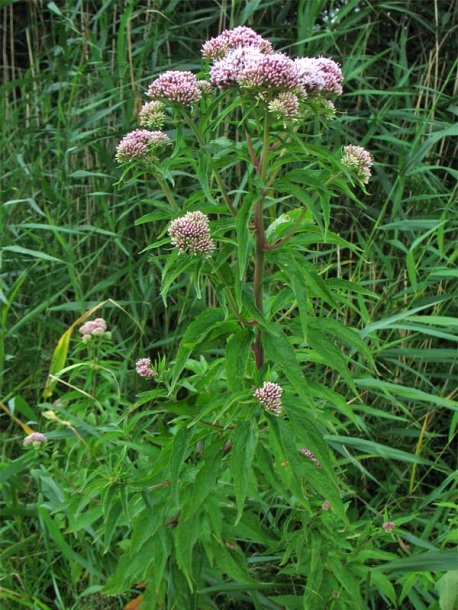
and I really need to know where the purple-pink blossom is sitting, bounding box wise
[147,71,203,105]
[79,318,110,342]
[254,381,283,416]
[295,56,343,96]
[23,432,47,448]
[115,129,170,164]
[238,52,299,90]
[341,145,374,184]
[202,26,273,59]
[135,357,156,379]
[382,521,395,533]
[168,211,215,257]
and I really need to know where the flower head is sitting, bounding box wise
[210,47,260,88]
[294,57,326,94]
[299,448,321,468]
[202,26,273,60]
[115,129,170,164]
[79,318,111,342]
[168,211,215,257]
[239,52,299,90]
[23,432,47,448]
[147,71,203,105]
[254,381,283,416]
[322,500,332,511]
[268,91,300,120]
[382,521,395,533]
[138,101,166,129]
[135,357,156,379]
[313,57,344,95]
[341,145,373,184]
[295,56,343,96]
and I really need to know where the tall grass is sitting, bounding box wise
[1,0,456,608]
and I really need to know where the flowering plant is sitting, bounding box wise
[109,26,378,608]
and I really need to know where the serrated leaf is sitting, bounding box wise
[225,328,254,392]
[171,308,225,390]
[263,326,313,408]
[231,419,258,523]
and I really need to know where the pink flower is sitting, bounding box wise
[210,47,261,88]
[79,318,110,342]
[23,432,47,448]
[299,448,321,468]
[168,211,215,257]
[254,381,283,416]
[341,145,374,184]
[322,500,332,511]
[115,129,170,164]
[314,57,344,95]
[135,357,156,378]
[147,71,203,105]
[294,57,326,94]
[382,521,395,533]
[202,26,273,59]
[238,52,299,90]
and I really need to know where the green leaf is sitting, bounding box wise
[436,571,458,610]
[225,328,254,392]
[374,550,458,573]
[181,437,225,522]
[171,308,225,390]
[325,434,434,465]
[170,428,191,506]
[231,419,259,523]
[263,326,313,408]
[175,513,200,590]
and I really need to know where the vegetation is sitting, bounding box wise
[1,1,456,609]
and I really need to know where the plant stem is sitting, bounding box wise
[181,107,236,216]
[154,172,179,211]
[252,110,271,369]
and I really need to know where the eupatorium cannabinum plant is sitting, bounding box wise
[108,26,377,609]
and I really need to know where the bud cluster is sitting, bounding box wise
[341,145,374,184]
[299,447,321,468]
[253,381,283,416]
[168,211,215,257]
[115,129,170,165]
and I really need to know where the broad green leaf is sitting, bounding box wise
[175,513,200,590]
[263,326,313,408]
[170,428,191,506]
[171,308,225,390]
[436,571,458,610]
[181,437,225,522]
[225,328,254,392]
[231,419,259,523]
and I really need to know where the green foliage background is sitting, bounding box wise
[1,1,457,609]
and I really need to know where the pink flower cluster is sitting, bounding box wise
[341,145,374,184]
[168,211,215,257]
[299,447,321,468]
[79,317,110,343]
[23,432,47,448]
[254,381,283,416]
[382,521,395,533]
[268,91,300,120]
[135,357,156,378]
[147,70,207,106]
[204,26,343,101]
[202,26,273,59]
[115,129,170,164]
